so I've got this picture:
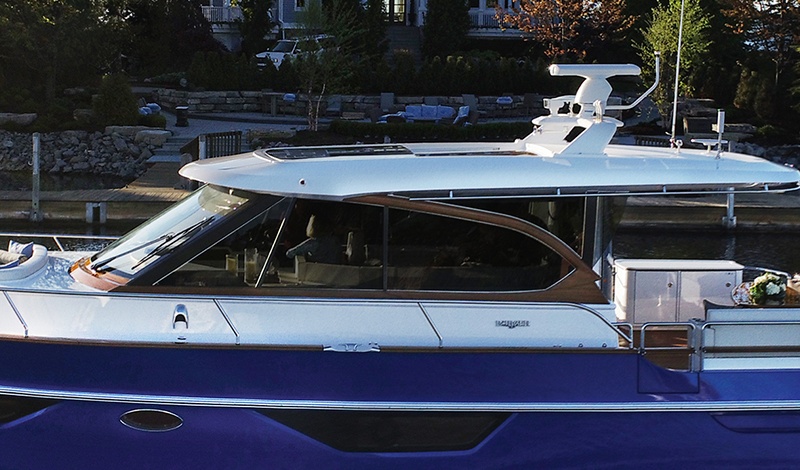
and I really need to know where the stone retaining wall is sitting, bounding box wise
[0,128,168,178]
[153,89,548,117]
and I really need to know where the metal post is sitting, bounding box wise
[30,133,42,222]
[670,0,686,148]
[723,190,737,229]
[199,134,207,160]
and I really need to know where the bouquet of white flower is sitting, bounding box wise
[749,272,787,305]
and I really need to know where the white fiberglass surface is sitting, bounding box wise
[180,147,800,199]
[0,293,25,336]
[0,252,91,292]
[7,291,236,343]
[88,185,251,278]
[219,299,440,347]
[422,302,620,348]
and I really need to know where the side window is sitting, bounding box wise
[159,197,292,288]
[459,198,585,255]
[387,210,568,291]
[273,200,384,289]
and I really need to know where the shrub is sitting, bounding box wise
[138,113,167,128]
[93,74,139,127]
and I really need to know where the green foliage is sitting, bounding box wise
[146,72,188,87]
[636,0,711,125]
[125,0,224,76]
[422,0,470,59]
[138,113,168,128]
[361,0,389,63]
[93,74,140,127]
[237,0,275,56]
[0,0,129,105]
[155,50,553,97]
[188,52,263,91]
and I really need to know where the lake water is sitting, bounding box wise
[614,228,800,276]
[0,171,132,192]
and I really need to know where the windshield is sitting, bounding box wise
[271,40,296,53]
[89,185,252,278]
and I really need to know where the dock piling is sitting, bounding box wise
[30,133,42,222]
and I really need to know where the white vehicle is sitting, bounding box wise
[255,35,335,68]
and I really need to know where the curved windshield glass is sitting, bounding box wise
[89,185,253,278]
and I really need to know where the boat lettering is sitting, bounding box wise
[495,320,530,329]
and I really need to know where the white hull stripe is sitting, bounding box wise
[2,385,800,413]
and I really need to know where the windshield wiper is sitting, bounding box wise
[91,217,215,272]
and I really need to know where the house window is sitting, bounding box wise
[295,0,305,9]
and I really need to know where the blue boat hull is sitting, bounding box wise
[2,340,800,468]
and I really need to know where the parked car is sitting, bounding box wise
[255,35,336,68]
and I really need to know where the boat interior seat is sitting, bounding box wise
[0,244,48,281]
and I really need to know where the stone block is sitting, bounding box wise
[104,126,149,137]
[135,130,171,147]
[0,113,37,126]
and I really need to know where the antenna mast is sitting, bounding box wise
[670,0,686,148]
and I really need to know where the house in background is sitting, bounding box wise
[201,0,522,55]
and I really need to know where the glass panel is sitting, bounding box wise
[387,209,567,291]
[89,185,254,279]
[272,40,296,53]
[393,0,404,22]
[159,197,292,287]
[456,198,585,255]
[273,200,384,289]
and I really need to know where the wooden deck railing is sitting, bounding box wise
[181,131,243,162]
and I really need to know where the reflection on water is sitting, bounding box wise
[0,171,133,192]
[614,229,800,275]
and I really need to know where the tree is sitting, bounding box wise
[422,0,471,59]
[294,0,366,130]
[720,0,800,89]
[636,0,711,127]
[125,0,224,75]
[361,0,389,64]
[0,0,130,105]
[236,0,275,56]
[497,0,635,61]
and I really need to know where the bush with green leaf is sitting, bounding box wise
[93,74,139,127]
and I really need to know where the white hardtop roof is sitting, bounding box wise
[179,141,800,200]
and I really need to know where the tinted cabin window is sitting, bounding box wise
[159,199,571,292]
[456,198,585,255]
[273,200,384,288]
[387,210,565,291]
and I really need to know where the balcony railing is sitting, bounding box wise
[202,6,243,23]
[469,11,501,29]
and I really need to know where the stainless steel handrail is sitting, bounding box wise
[640,322,698,371]
[700,320,800,350]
